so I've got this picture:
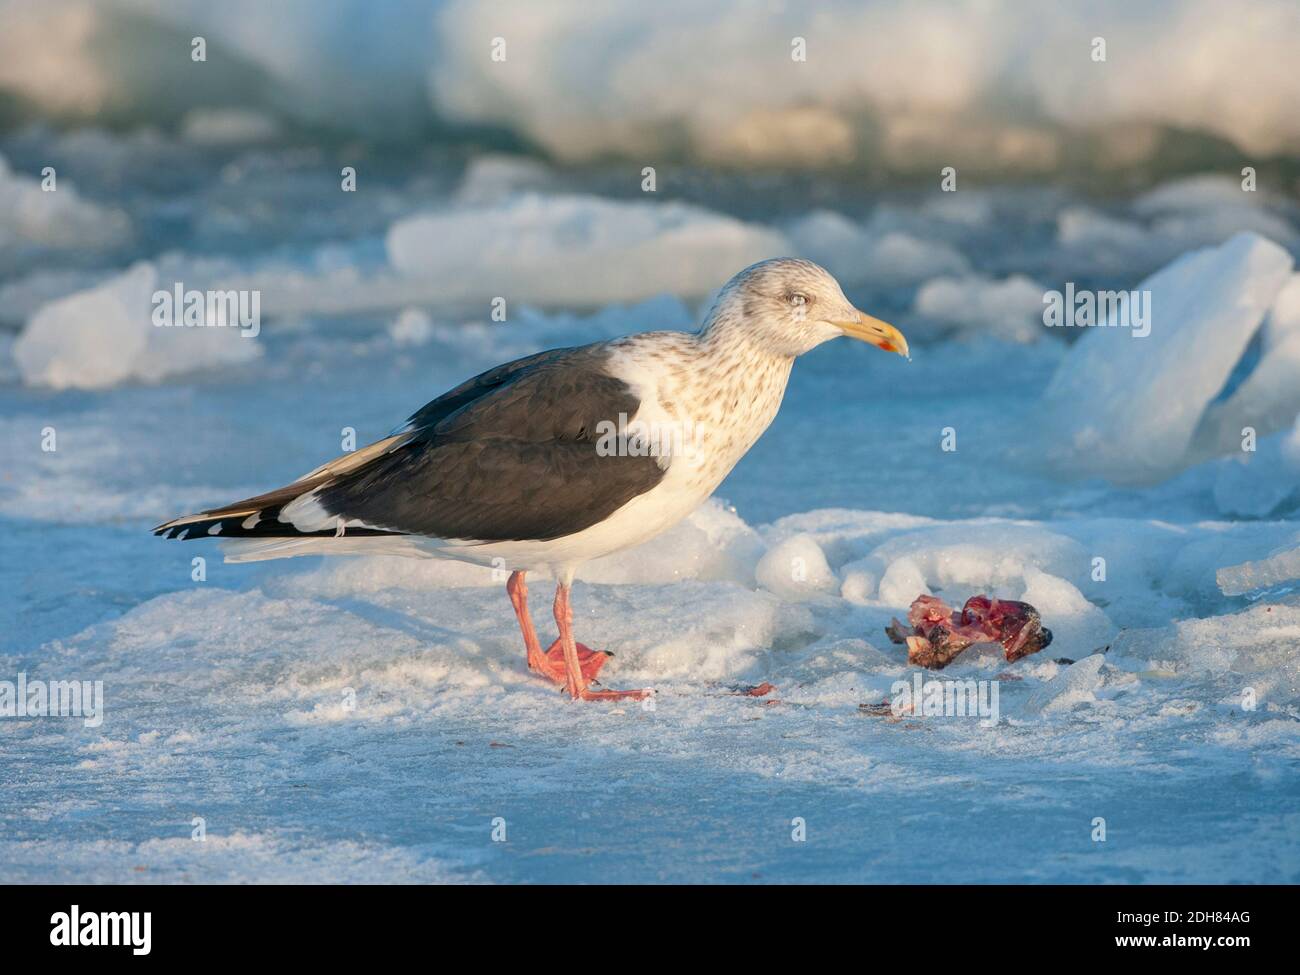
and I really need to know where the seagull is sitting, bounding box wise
[155,258,908,701]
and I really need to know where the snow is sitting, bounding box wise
[1035,232,1295,484]
[755,534,838,599]
[12,263,261,390]
[387,193,787,307]
[7,486,1300,881]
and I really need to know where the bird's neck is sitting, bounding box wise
[696,315,795,369]
[677,317,795,468]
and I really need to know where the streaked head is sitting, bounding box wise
[703,257,909,359]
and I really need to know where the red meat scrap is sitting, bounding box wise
[885,594,1053,669]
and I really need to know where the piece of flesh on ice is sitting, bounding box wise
[886,594,1054,669]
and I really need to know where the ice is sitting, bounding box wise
[387,308,434,347]
[2,115,1299,882]
[755,534,838,599]
[1217,541,1300,597]
[1134,174,1279,218]
[1035,232,1294,484]
[838,556,883,605]
[430,1,1300,165]
[1108,604,1300,696]
[1056,176,1297,283]
[387,193,787,307]
[785,211,968,287]
[1,194,760,329]
[1193,275,1300,458]
[179,107,281,146]
[0,151,129,252]
[11,489,1298,881]
[4,3,1298,171]
[11,263,261,390]
[876,558,932,607]
[1209,416,1300,518]
[1022,654,1106,716]
[584,499,763,587]
[867,522,1093,597]
[1019,568,1117,658]
[912,273,1046,343]
[0,836,485,885]
[454,154,556,204]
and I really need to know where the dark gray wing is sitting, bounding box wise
[311,343,667,542]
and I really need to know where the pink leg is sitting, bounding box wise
[507,571,609,687]
[553,582,650,702]
[507,571,563,682]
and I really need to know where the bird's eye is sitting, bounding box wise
[788,292,808,307]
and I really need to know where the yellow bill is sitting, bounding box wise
[836,310,910,358]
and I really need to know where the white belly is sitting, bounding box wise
[427,469,714,575]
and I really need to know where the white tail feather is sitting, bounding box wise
[221,535,437,563]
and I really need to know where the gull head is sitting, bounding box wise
[704,257,909,360]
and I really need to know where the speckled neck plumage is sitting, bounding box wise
[609,316,796,495]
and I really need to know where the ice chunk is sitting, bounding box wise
[755,534,838,599]
[455,154,555,203]
[785,210,968,287]
[1035,233,1294,484]
[1193,275,1300,457]
[1218,543,1300,597]
[868,523,1092,595]
[1055,182,1296,281]
[387,194,787,306]
[1018,568,1116,659]
[838,556,884,605]
[1134,175,1274,217]
[1210,415,1300,518]
[584,499,764,587]
[912,273,1047,343]
[8,3,1300,172]
[387,307,434,347]
[0,152,129,252]
[1022,654,1106,715]
[877,559,931,607]
[12,263,260,390]
[1109,605,1300,689]
[180,107,281,145]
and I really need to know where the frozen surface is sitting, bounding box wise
[2,130,1300,884]
[5,304,1300,883]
